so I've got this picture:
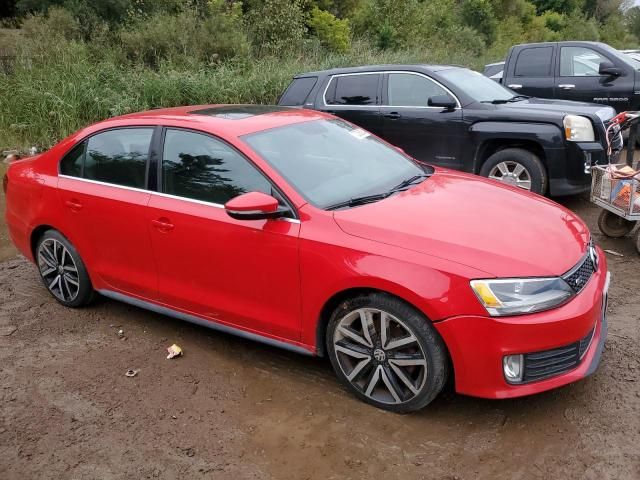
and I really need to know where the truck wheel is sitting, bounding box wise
[635,227,640,255]
[597,210,635,238]
[480,148,547,195]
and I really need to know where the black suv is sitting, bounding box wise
[279,64,622,196]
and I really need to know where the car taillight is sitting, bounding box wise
[2,174,7,194]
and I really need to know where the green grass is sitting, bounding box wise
[0,40,489,151]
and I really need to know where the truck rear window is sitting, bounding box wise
[279,77,318,106]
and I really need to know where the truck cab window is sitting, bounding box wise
[514,47,553,77]
[560,47,608,77]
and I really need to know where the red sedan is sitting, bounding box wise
[3,105,609,412]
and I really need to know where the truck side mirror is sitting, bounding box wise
[428,95,456,111]
[599,61,623,77]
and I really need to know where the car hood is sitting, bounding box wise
[332,170,590,278]
[497,98,615,122]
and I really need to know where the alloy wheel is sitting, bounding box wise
[37,238,80,302]
[488,161,532,190]
[333,308,428,405]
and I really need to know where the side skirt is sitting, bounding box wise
[98,289,314,356]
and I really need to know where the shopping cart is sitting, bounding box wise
[591,111,640,254]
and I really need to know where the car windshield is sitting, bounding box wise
[242,119,429,209]
[439,68,515,103]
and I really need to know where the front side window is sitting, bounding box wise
[242,119,428,209]
[387,73,449,107]
[560,47,607,76]
[514,47,553,77]
[162,129,272,205]
[438,68,514,103]
[84,128,153,188]
[326,74,380,105]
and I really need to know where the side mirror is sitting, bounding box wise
[224,192,288,220]
[428,94,456,111]
[599,61,623,77]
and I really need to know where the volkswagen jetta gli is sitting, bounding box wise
[3,105,610,412]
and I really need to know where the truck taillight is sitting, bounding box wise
[2,173,7,194]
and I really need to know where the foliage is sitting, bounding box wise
[307,6,351,52]
[244,0,306,55]
[119,6,249,67]
[2,0,640,150]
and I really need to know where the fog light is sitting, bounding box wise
[503,354,524,383]
[583,152,592,174]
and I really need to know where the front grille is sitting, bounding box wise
[563,247,596,293]
[522,327,596,383]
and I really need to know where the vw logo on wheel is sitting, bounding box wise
[373,348,386,362]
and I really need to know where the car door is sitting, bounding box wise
[556,45,632,111]
[146,128,302,341]
[505,45,556,98]
[57,127,158,299]
[379,72,465,168]
[321,72,384,137]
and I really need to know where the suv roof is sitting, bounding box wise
[294,64,463,78]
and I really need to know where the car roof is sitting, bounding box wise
[294,64,463,78]
[86,105,331,137]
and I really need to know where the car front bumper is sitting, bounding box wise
[548,140,621,196]
[434,251,609,399]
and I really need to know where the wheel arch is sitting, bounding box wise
[315,286,449,360]
[30,224,57,260]
[474,138,547,174]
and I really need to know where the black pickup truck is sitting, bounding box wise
[484,41,640,113]
[279,64,622,196]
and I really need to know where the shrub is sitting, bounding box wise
[119,8,249,68]
[244,0,306,55]
[307,6,350,53]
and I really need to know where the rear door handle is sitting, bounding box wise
[507,84,522,89]
[151,218,175,232]
[558,84,575,90]
[64,199,82,212]
[384,112,401,120]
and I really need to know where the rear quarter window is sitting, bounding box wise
[279,77,318,106]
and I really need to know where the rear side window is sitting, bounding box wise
[162,129,272,205]
[514,47,553,77]
[84,128,153,188]
[325,74,380,105]
[279,77,317,106]
[60,143,85,177]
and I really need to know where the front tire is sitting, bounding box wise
[480,148,547,195]
[326,293,448,413]
[35,229,94,307]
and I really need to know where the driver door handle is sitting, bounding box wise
[507,84,522,89]
[64,199,83,212]
[558,84,575,89]
[151,218,175,232]
[384,112,401,120]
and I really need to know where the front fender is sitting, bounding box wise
[469,121,564,172]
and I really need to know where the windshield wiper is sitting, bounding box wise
[386,174,430,193]
[481,94,530,104]
[507,94,530,102]
[325,192,391,210]
[325,174,430,211]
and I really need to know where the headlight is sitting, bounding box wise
[470,278,574,316]
[563,115,595,142]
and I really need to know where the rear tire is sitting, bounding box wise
[35,229,94,307]
[597,210,636,238]
[326,293,448,413]
[480,148,547,195]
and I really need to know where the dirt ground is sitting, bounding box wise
[1,161,639,479]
